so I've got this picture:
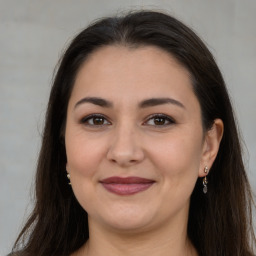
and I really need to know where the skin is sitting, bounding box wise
[65,45,223,256]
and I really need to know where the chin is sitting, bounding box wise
[105,218,153,233]
[93,206,157,233]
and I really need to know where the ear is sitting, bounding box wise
[199,119,224,177]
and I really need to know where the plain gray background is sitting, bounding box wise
[0,0,255,254]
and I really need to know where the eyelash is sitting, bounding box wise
[80,114,175,127]
[144,114,175,127]
[80,114,111,126]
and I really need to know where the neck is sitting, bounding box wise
[73,213,197,256]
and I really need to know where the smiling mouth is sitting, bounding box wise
[100,176,155,196]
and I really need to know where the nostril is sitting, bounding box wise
[106,131,145,166]
[107,149,144,166]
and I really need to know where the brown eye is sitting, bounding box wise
[144,114,175,126]
[93,117,105,125]
[154,117,166,125]
[81,114,111,126]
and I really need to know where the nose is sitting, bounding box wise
[106,124,145,167]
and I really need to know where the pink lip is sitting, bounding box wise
[100,176,155,196]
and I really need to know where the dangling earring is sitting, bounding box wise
[203,166,208,194]
[67,172,71,185]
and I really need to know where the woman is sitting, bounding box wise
[11,11,255,256]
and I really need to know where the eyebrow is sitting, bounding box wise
[74,97,185,109]
[139,98,185,109]
[74,97,113,109]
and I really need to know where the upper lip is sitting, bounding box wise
[100,176,155,184]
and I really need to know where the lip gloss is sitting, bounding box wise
[100,176,155,196]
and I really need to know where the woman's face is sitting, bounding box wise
[65,45,209,233]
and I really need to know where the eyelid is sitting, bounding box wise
[80,114,111,126]
[143,113,175,126]
[79,113,175,127]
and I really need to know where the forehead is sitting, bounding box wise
[77,45,189,80]
[70,45,198,109]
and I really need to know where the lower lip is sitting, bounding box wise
[101,183,154,196]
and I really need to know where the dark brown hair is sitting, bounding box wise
[11,11,255,256]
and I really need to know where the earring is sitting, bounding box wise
[203,166,208,194]
[67,172,71,185]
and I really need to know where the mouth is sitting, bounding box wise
[100,176,155,196]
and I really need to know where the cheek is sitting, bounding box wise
[65,133,106,178]
[148,130,203,185]
[65,135,105,212]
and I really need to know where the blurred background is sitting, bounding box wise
[0,0,255,254]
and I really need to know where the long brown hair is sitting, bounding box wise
[11,11,255,256]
